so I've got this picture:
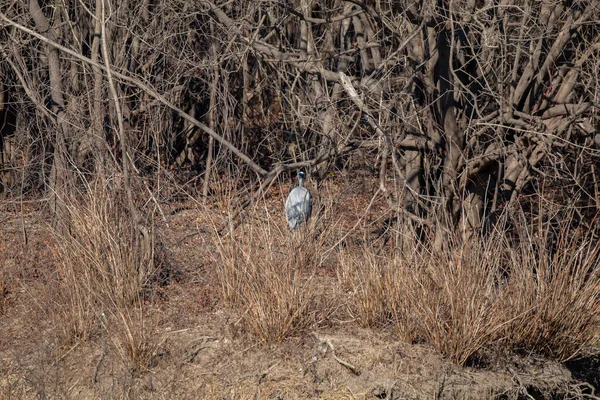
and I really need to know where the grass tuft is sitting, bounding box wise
[51,181,158,355]
[213,213,330,344]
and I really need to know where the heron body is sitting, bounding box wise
[285,171,312,230]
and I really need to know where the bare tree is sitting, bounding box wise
[1,0,598,238]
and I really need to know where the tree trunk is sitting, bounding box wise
[29,0,70,228]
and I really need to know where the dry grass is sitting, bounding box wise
[212,206,334,344]
[339,213,600,365]
[505,220,600,361]
[109,308,165,372]
[55,185,155,301]
[50,181,160,370]
[2,179,600,397]
[209,187,600,365]
[339,233,510,365]
[36,178,600,368]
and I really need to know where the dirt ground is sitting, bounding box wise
[1,178,599,399]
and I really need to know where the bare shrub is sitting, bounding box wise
[340,212,600,365]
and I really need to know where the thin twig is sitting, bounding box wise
[311,332,360,375]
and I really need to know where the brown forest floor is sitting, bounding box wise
[0,175,598,399]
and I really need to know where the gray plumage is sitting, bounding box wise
[285,170,312,230]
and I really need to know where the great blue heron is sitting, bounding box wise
[285,170,312,230]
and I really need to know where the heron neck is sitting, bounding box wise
[298,178,305,187]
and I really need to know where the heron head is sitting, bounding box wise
[297,170,306,186]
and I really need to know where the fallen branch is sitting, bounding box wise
[311,332,360,376]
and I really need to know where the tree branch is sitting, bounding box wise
[0,11,269,177]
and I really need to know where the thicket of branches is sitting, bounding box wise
[1,0,599,236]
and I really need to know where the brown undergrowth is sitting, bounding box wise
[49,178,600,369]
[2,179,600,398]
[51,181,162,371]
[339,209,600,366]
[212,206,338,344]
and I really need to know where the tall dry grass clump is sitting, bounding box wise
[505,219,600,361]
[52,182,157,344]
[339,229,512,365]
[110,308,165,372]
[213,217,328,344]
[340,214,600,365]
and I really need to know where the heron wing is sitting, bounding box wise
[285,187,312,229]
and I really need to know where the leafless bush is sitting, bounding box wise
[2,0,598,237]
